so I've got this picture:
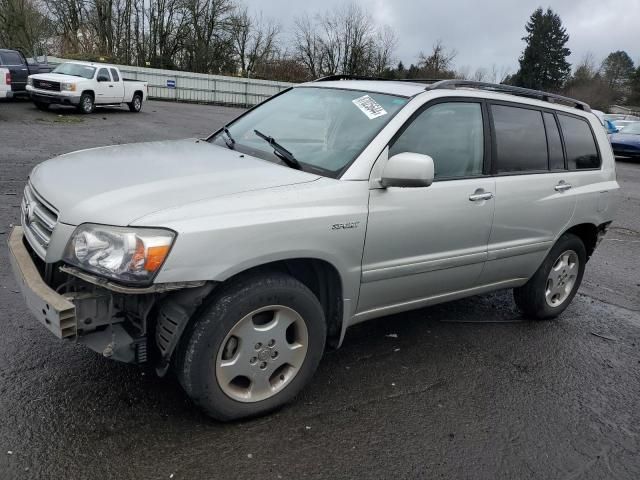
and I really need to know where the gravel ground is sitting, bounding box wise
[1,98,639,480]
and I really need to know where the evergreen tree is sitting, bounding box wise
[601,51,635,89]
[513,7,571,90]
[629,66,640,106]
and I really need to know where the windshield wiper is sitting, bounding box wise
[221,127,236,149]
[253,129,302,170]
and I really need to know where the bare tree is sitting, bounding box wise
[293,3,396,78]
[292,14,322,79]
[43,0,87,53]
[0,0,52,56]
[417,40,457,78]
[371,24,397,75]
[230,7,280,77]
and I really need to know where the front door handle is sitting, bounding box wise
[469,190,494,202]
[108,85,114,88]
[554,182,572,192]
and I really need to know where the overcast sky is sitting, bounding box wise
[243,0,640,75]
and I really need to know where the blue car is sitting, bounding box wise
[604,119,618,134]
[609,122,640,158]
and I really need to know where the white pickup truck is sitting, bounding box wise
[26,61,148,113]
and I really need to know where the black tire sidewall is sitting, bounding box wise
[178,272,326,421]
[129,94,142,112]
[516,233,586,319]
[78,93,93,114]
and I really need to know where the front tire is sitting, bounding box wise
[176,271,326,421]
[77,93,94,114]
[514,233,586,319]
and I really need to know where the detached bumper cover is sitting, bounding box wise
[8,227,76,338]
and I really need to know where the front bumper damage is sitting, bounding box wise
[9,227,214,369]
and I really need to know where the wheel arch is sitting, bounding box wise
[156,257,347,375]
[220,258,345,349]
[133,90,143,99]
[562,222,600,260]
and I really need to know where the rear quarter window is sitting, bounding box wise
[558,115,600,170]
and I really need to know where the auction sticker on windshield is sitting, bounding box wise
[352,95,388,119]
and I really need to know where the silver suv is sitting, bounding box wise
[9,78,619,420]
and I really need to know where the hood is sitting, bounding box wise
[30,139,319,226]
[30,72,86,83]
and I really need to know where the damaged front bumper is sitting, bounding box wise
[9,226,77,338]
[9,226,151,363]
[9,226,215,370]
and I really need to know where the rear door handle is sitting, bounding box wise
[555,182,572,192]
[469,191,494,202]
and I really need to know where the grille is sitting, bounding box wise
[21,183,59,259]
[33,79,60,92]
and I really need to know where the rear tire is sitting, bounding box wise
[77,93,94,114]
[514,233,586,320]
[34,101,49,111]
[175,271,326,421]
[128,94,142,112]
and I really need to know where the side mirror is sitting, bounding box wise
[381,152,435,188]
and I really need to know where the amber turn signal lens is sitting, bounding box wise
[144,245,170,272]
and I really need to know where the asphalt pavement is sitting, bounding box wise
[1,98,639,480]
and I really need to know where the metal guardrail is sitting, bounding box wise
[46,57,294,107]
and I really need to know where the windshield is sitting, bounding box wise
[210,87,408,177]
[51,63,96,79]
[620,123,640,135]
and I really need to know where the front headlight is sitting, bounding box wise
[61,82,76,92]
[27,77,33,86]
[64,224,175,284]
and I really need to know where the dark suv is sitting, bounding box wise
[0,49,51,96]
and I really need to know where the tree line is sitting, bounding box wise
[504,8,640,110]
[0,0,400,81]
[1,0,638,108]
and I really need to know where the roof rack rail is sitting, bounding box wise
[314,75,445,84]
[425,80,591,112]
[314,74,384,82]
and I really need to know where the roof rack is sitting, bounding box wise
[313,76,590,112]
[314,74,385,82]
[314,74,446,84]
[425,80,591,112]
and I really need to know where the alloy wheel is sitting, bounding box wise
[545,250,579,307]
[215,305,309,403]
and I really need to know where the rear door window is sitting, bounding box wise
[97,68,111,81]
[491,104,548,173]
[0,51,23,66]
[557,115,600,169]
[109,68,119,81]
[390,102,484,179]
[544,113,565,170]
